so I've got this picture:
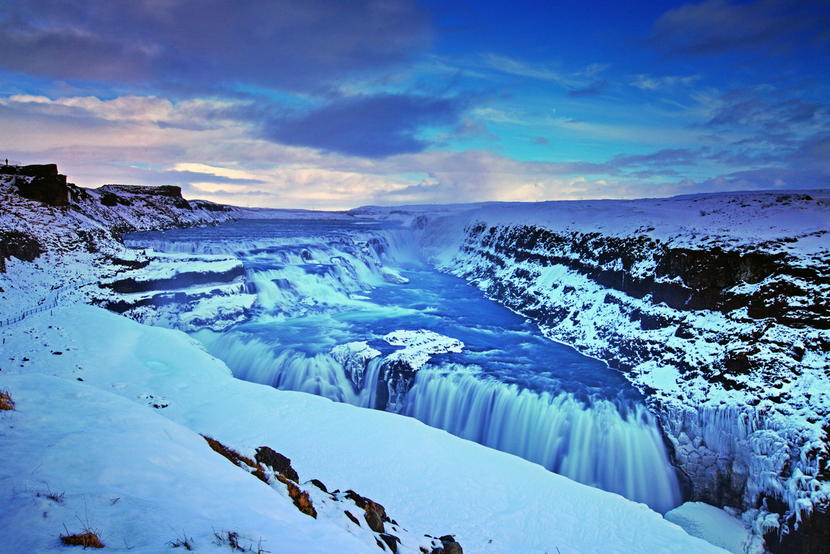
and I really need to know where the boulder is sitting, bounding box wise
[255,446,300,482]
[345,489,388,533]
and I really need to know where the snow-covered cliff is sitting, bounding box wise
[416,191,830,553]
[0,164,249,328]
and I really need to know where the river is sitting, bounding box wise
[126,217,683,513]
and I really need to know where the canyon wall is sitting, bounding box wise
[420,192,830,552]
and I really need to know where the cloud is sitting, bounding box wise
[567,80,609,98]
[2,94,255,129]
[679,165,829,192]
[630,74,701,91]
[706,92,826,132]
[0,0,431,92]
[263,93,468,158]
[609,148,705,168]
[650,0,830,57]
[481,54,568,83]
[478,54,607,92]
[451,117,499,142]
[4,87,828,210]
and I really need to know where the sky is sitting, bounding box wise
[1,0,828,210]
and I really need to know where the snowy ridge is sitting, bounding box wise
[414,190,830,550]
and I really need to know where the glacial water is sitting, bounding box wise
[126,217,683,513]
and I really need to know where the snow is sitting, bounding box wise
[5,178,823,552]
[383,329,464,370]
[665,502,764,554]
[0,305,730,553]
[407,189,830,535]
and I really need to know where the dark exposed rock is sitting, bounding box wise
[345,489,388,533]
[255,446,300,482]
[379,534,400,553]
[16,165,71,206]
[764,500,830,554]
[100,191,131,207]
[434,535,463,554]
[345,510,361,526]
[0,231,43,272]
[19,164,59,178]
[104,265,244,293]
[309,478,328,493]
[109,258,150,270]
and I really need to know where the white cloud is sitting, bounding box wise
[630,74,702,92]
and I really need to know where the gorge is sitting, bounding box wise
[2,166,828,553]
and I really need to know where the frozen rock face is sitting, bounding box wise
[378,330,464,412]
[421,191,830,551]
[331,342,382,390]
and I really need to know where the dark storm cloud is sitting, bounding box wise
[650,0,830,56]
[264,93,468,158]
[0,0,430,91]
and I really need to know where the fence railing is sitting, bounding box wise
[0,281,96,328]
[0,291,61,327]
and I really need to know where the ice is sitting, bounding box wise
[665,502,764,554]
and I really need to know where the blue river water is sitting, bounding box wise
[126,217,683,513]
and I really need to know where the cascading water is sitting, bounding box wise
[405,367,681,513]
[126,217,683,513]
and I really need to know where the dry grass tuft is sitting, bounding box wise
[213,530,244,552]
[201,435,317,519]
[167,529,194,550]
[0,389,14,411]
[276,474,317,519]
[61,502,105,549]
[202,435,268,484]
[60,530,104,549]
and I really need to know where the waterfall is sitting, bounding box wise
[131,218,684,515]
[405,368,683,514]
[192,330,384,409]
[194,327,682,514]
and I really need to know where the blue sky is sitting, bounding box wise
[1,0,828,209]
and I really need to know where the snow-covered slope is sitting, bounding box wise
[0,304,735,554]
[414,191,830,553]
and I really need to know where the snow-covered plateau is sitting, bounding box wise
[1,164,827,553]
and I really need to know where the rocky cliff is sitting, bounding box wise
[0,163,244,326]
[419,191,830,553]
[0,163,238,265]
